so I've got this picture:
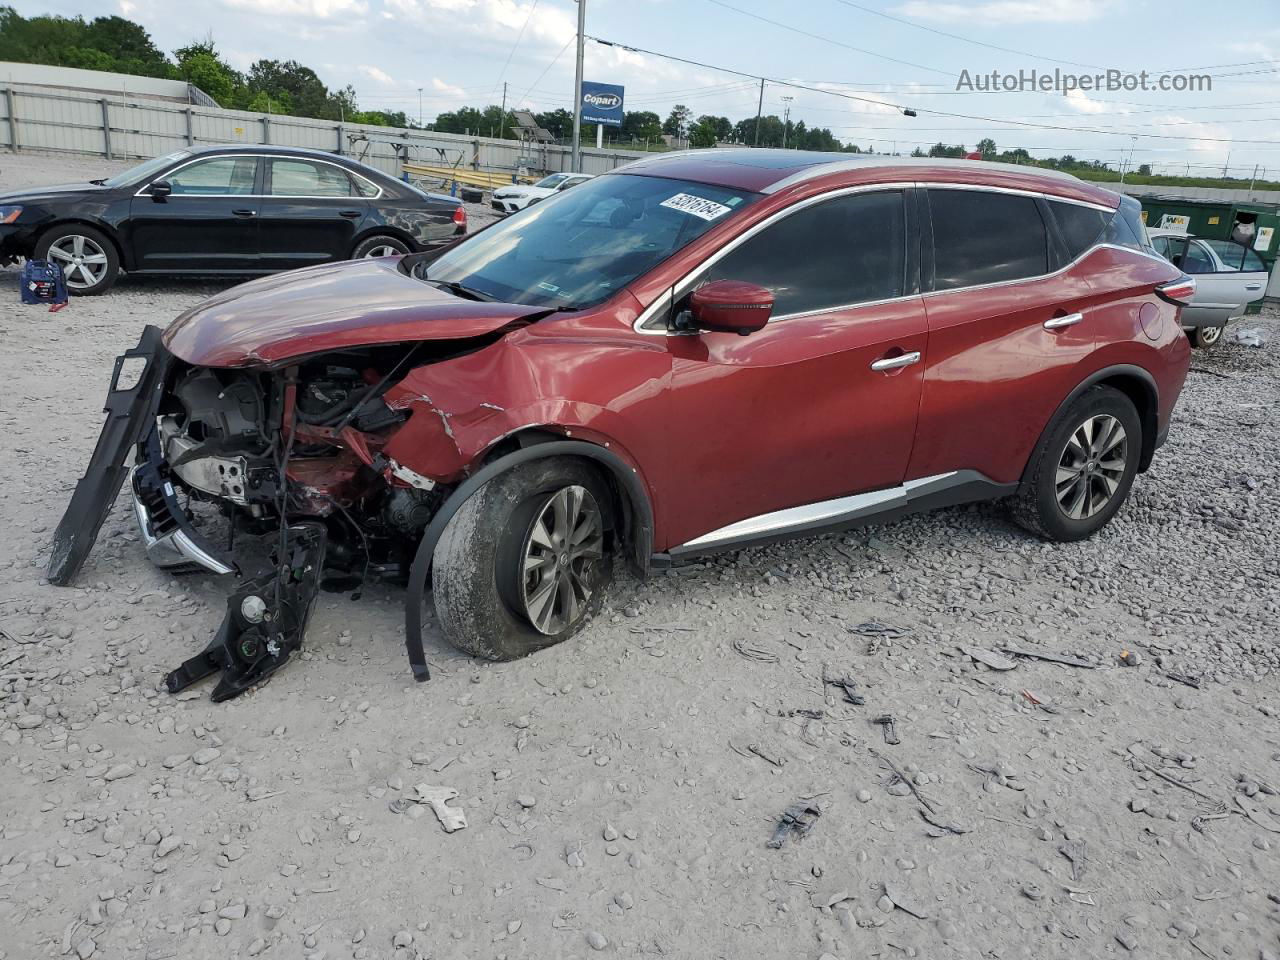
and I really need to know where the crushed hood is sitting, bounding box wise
[163,257,547,367]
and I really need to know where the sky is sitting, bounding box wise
[19,0,1280,177]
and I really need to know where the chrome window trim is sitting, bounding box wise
[133,152,385,200]
[633,182,915,335]
[631,182,1150,337]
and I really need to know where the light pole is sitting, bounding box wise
[571,0,586,173]
[781,95,793,149]
[418,87,423,128]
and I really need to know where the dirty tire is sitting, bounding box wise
[1012,385,1141,542]
[34,223,119,296]
[432,457,614,661]
[352,234,412,259]
[1189,324,1223,348]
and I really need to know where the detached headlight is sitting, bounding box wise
[0,205,22,224]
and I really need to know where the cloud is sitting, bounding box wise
[221,0,368,18]
[358,64,396,86]
[432,76,468,98]
[892,0,1110,25]
[1062,88,1110,114]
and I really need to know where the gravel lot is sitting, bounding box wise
[2,149,1279,960]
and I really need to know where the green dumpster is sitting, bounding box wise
[1136,195,1279,313]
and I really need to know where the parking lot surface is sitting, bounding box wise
[1,150,1279,960]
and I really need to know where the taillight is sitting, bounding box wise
[452,205,466,230]
[1155,275,1196,305]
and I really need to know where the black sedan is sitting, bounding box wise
[0,145,466,295]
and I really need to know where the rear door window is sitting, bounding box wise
[697,190,907,316]
[1202,238,1266,272]
[267,158,357,197]
[928,189,1049,289]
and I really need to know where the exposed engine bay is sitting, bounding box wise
[48,326,514,701]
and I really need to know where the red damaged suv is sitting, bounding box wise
[50,149,1193,700]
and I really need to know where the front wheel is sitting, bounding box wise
[431,458,614,661]
[35,224,119,295]
[1012,385,1142,542]
[1189,324,1224,348]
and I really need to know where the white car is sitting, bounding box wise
[490,173,594,214]
[1148,229,1270,347]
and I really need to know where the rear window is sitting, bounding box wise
[1049,201,1110,260]
[928,189,1049,289]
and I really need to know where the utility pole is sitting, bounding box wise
[1223,149,1232,179]
[1250,163,1258,192]
[571,0,586,172]
[500,81,507,123]
[418,87,423,128]
[753,78,764,147]
[781,95,793,149]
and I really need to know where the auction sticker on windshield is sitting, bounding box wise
[660,193,733,221]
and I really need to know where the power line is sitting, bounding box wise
[827,0,1105,70]
[491,0,539,95]
[586,36,1280,146]
[515,35,575,110]
[703,0,955,78]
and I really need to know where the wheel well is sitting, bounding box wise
[36,220,125,269]
[351,226,416,255]
[1095,373,1158,472]
[480,428,647,574]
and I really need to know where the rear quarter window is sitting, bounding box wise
[1048,200,1110,260]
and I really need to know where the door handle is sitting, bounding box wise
[232,208,257,217]
[1245,282,1263,290]
[870,351,921,372]
[1043,312,1083,330]
[339,210,362,218]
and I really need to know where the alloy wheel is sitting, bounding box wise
[1055,414,1128,521]
[47,234,109,289]
[519,485,604,635]
[363,244,402,258]
[1199,325,1223,346]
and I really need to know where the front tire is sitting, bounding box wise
[34,224,119,296]
[352,234,412,259]
[431,458,614,661]
[1189,324,1224,348]
[1013,385,1142,542]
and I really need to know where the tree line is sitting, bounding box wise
[432,102,856,152]
[0,7,408,127]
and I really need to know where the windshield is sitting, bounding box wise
[534,173,570,189]
[102,151,190,188]
[424,174,758,308]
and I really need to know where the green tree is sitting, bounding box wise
[662,104,693,138]
[976,137,997,159]
[621,110,662,143]
[173,41,241,106]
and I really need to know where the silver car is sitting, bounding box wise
[1148,229,1270,347]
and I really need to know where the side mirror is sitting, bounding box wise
[149,180,172,201]
[686,279,774,336]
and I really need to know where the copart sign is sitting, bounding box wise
[581,81,625,127]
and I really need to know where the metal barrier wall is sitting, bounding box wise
[0,83,648,183]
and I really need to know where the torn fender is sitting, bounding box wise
[379,326,673,492]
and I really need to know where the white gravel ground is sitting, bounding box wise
[2,149,1279,960]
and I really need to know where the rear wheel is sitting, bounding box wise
[431,458,614,661]
[1189,324,1224,348]
[352,234,411,259]
[35,224,119,295]
[1013,385,1141,541]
